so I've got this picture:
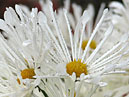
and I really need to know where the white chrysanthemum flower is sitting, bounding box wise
[0,61,41,97]
[40,1,129,97]
[0,5,49,96]
[40,0,120,55]
[38,1,129,85]
[109,0,129,33]
[109,0,129,72]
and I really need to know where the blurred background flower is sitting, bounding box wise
[0,0,122,19]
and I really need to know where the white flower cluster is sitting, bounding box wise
[0,0,129,97]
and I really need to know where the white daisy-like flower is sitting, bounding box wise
[109,0,129,33]
[0,61,41,97]
[40,0,118,55]
[109,0,129,72]
[38,1,129,85]
[0,5,49,96]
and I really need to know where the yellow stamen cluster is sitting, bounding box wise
[17,68,35,84]
[21,68,35,79]
[66,59,88,77]
[82,40,97,50]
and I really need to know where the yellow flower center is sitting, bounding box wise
[17,68,35,84]
[82,40,97,50]
[21,68,35,79]
[66,59,88,77]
